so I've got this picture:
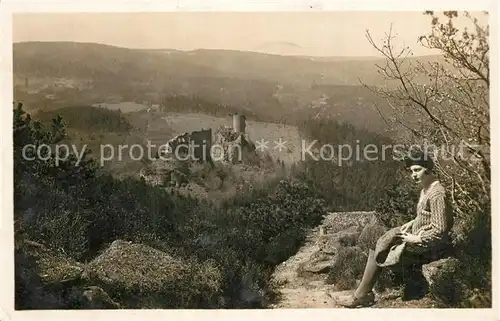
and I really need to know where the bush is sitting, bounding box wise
[357,220,387,252]
[448,199,492,308]
[325,246,367,290]
[373,176,419,228]
[296,117,402,211]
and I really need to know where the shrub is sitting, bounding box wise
[296,117,402,211]
[373,175,419,228]
[357,220,387,252]
[325,246,367,290]
[447,199,492,308]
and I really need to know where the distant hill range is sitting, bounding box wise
[13,41,443,133]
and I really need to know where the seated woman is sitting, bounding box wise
[334,152,454,308]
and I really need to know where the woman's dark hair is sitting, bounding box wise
[404,150,434,170]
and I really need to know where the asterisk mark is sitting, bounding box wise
[274,138,288,152]
[255,138,270,152]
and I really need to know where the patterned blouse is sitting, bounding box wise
[410,180,453,245]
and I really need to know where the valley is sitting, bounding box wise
[13,41,442,135]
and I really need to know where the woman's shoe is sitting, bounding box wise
[334,291,375,308]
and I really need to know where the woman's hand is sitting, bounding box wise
[400,220,414,233]
[396,231,422,244]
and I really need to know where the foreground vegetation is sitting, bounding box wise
[14,101,327,308]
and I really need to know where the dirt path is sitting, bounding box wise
[268,211,439,309]
[269,212,359,308]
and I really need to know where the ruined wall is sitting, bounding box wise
[158,129,212,161]
[161,132,190,158]
[190,128,212,161]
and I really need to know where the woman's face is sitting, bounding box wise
[409,165,427,185]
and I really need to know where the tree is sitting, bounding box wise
[362,11,490,221]
[361,11,491,306]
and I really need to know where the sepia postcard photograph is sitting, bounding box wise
[0,1,498,320]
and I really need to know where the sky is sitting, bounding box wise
[12,11,488,57]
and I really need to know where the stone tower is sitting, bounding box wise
[232,113,246,133]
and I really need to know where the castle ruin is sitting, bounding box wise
[140,113,256,187]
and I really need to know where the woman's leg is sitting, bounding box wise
[335,226,401,307]
[335,249,381,307]
[353,249,382,297]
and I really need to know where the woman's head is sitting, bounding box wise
[404,151,435,186]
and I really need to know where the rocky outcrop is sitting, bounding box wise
[19,240,85,285]
[271,212,375,308]
[81,286,121,309]
[82,240,224,308]
[16,239,224,309]
[297,212,377,275]
[357,219,387,251]
[422,257,460,286]
[322,211,376,234]
[301,225,362,274]
[15,240,118,309]
[421,257,462,305]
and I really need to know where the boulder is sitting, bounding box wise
[301,225,362,274]
[15,248,66,309]
[422,257,460,287]
[410,257,463,305]
[318,225,361,252]
[301,251,337,274]
[81,286,121,309]
[326,246,368,290]
[20,240,84,285]
[357,221,387,252]
[322,212,376,234]
[15,240,88,309]
[82,240,223,308]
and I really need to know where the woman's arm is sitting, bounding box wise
[419,190,448,244]
[400,219,415,232]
